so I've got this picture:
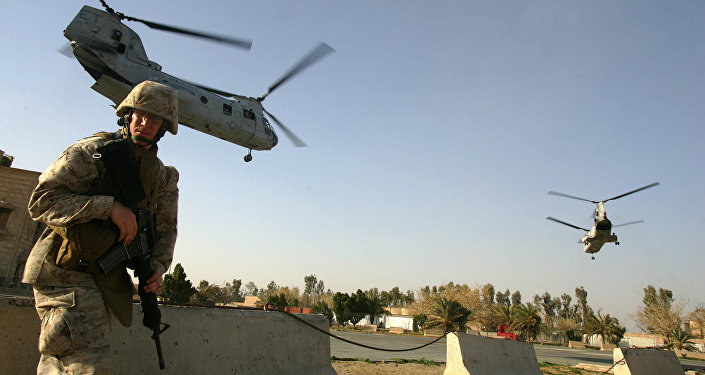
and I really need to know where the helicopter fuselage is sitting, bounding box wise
[64,5,278,151]
[581,218,618,254]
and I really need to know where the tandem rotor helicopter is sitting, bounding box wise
[62,2,334,162]
[546,182,660,260]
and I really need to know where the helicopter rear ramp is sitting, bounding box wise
[612,348,685,375]
[444,333,542,375]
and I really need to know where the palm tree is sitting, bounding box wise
[666,327,697,357]
[494,303,513,326]
[423,296,471,333]
[583,310,625,346]
[510,303,542,342]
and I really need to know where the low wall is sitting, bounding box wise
[613,347,685,375]
[1,295,335,375]
[445,333,542,375]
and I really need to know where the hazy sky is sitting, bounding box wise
[1,1,703,330]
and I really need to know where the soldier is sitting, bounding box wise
[23,80,180,374]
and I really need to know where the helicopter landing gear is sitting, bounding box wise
[615,241,620,245]
[591,256,595,260]
[244,151,253,162]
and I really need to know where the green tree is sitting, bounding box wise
[510,303,542,342]
[242,281,258,297]
[348,289,368,327]
[496,289,511,307]
[312,300,334,326]
[389,287,403,307]
[575,286,589,329]
[633,285,682,338]
[559,293,575,318]
[424,296,471,333]
[482,283,495,304]
[190,280,224,306]
[688,305,705,339]
[511,290,522,306]
[302,274,322,307]
[267,292,289,309]
[365,289,388,326]
[160,263,196,304]
[380,290,391,308]
[413,314,428,332]
[224,279,243,303]
[332,292,351,326]
[584,310,625,345]
[666,327,697,356]
[555,316,581,344]
[259,280,279,301]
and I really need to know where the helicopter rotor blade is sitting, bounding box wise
[263,108,307,147]
[547,191,598,204]
[613,220,645,228]
[603,182,660,203]
[57,43,75,59]
[187,81,238,98]
[99,1,252,50]
[258,42,335,101]
[133,17,253,50]
[546,217,590,231]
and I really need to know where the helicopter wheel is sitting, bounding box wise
[615,241,620,245]
[591,256,595,260]
[244,151,253,162]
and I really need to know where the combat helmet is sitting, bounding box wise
[116,80,179,134]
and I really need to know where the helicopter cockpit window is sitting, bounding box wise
[263,117,272,135]
[243,108,256,120]
[223,104,232,116]
[111,30,122,42]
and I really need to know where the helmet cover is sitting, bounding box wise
[116,80,178,134]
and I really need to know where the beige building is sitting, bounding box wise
[0,154,41,294]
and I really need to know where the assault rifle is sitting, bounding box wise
[92,137,169,370]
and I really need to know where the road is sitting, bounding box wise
[329,331,705,371]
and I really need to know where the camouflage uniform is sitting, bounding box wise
[23,81,179,374]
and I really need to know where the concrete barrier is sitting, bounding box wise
[601,343,617,351]
[444,333,542,375]
[569,340,586,348]
[613,347,685,375]
[1,295,335,375]
[424,328,445,337]
[389,327,405,334]
[363,324,378,332]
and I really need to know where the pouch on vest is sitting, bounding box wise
[55,220,119,273]
[93,267,135,327]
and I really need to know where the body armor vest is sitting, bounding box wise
[53,131,162,327]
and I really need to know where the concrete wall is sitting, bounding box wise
[1,295,336,375]
[444,333,542,375]
[613,347,685,375]
[622,332,668,348]
[0,165,41,289]
[382,315,414,330]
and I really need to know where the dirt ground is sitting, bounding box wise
[331,359,605,375]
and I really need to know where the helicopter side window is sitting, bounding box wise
[223,104,232,116]
[243,108,256,120]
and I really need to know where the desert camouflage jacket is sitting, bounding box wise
[23,132,179,286]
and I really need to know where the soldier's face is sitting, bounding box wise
[130,109,164,145]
